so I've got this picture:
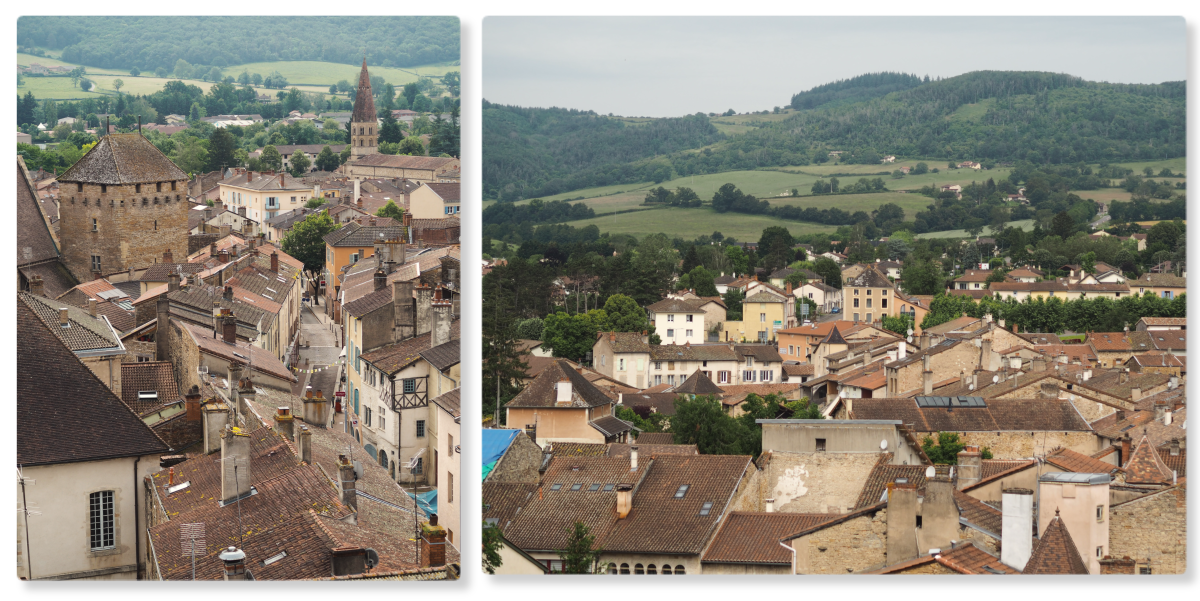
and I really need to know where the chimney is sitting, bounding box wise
[332,547,368,576]
[204,207,213,221]
[898,340,906,361]
[1083,369,1092,381]
[765,498,775,513]
[923,369,933,395]
[270,251,279,273]
[238,206,247,217]
[1001,488,1034,571]
[202,402,230,454]
[338,454,358,511]
[156,298,171,360]
[357,197,363,209]
[420,515,447,568]
[957,446,982,490]
[374,267,387,292]
[630,446,639,472]
[220,425,252,504]
[163,249,173,264]
[210,242,218,257]
[219,547,248,581]
[222,311,237,344]
[998,318,1006,329]
[303,390,329,429]
[280,172,285,187]
[1168,375,1179,390]
[1119,369,1128,384]
[885,482,918,564]
[168,272,180,292]
[616,484,633,519]
[1040,382,1058,400]
[1115,409,1125,422]
[918,333,929,350]
[247,170,253,183]
[1169,438,1180,457]
[920,465,959,553]
[1032,357,1046,372]
[219,249,231,264]
[297,425,312,464]
[556,378,573,406]
[223,285,233,301]
[786,281,793,295]
[1154,400,1167,423]
[431,297,452,348]
[184,385,202,421]
[28,276,44,297]
[88,298,97,317]
[415,284,433,336]
[1121,436,1132,466]
[353,179,361,202]
[274,406,295,441]
[392,280,415,342]
[1098,556,1137,575]
[1131,387,1142,403]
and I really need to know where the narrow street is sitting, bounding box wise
[292,298,346,430]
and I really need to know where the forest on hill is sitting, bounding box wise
[788,71,924,110]
[17,16,460,71]
[482,101,724,200]
[484,71,1185,201]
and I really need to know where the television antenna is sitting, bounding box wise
[180,522,206,580]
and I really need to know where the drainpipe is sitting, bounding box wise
[134,455,141,579]
[779,540,797,574]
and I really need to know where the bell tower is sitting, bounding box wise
[349,57,379,161]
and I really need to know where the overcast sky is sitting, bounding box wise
[484,16,1186,117]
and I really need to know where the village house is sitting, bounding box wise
[723,288,786,343]
[216,168,319,222]
[648,297,707,346]
[407,182,461,218]
[503,359,629,447]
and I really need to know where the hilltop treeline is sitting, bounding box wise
[485,71,1185,201]
[482,101,724,201]
[789,71,924,110]
[18,16,460,71]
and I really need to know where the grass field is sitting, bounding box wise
[1111,158,1187,176]
[708,110,797,135]
[771,192,933,216]
[915,219,1036,239]
[229,60,457,87]
[566,206,837,240]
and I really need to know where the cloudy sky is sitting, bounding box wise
[484,16,1186,117]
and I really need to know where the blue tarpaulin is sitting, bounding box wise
[408,489,438,517]
[482,429,521,480]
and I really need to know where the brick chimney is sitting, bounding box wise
[156,298,171,360]
[420,515,447,568]
[222,310,237,344]
[168,272,180,292]
[28,276,44,297]
[415,283,433,336]
[247,170,253,183]
[219,249,231,264]
[270,251,279,273]
[223,285,233,301]
[885,482,918,564]
[1001,488,1034,571]
[297,425,312,464]
[274,406,295,441]
[1120,435,1132,466]
[92,270,102,281]
[1099,556,1137,575]
[374,267,387,292]
[556,378,573,406]
[185,385,202,421]
[616,484,633,519]
[338,454,358,511]
[220,425,252,504]
[957,446,982,490]
[219,547,248,581]
[202,402,230,455]
[163,249,173,264]
[431,297,452,348]
[280,172,285,187]
[392,280,415,342]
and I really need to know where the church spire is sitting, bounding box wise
[351,57,376,123]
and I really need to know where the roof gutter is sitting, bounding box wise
[778,540,797,575]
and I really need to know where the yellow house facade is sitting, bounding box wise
[723,290,785,343]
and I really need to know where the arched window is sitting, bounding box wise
[661,565,672,575]
[634,563,644,575]
[675,565,685,575]
[646,564,657,575]
[607,563,617,575]
[619,563,629,575]
[378,449,388,468]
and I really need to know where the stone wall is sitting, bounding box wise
[959,525,1001,555]
[701,562,790,575]
[794,508,887,574]
[59,180,190,282]
[164,319,202,395]
[760,451,881,514]
[950,430,1099,460]
[893,342,979,394]
[487,431,543,484]
[1109,486,1186,574]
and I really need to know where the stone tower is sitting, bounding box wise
[350,58,379,161]
[56,132,190,282]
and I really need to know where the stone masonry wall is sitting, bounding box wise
[954,431,1099,460]
[895,342,979,394]
[487,431,543,484]
[764,452,880,514]
[59,180,189,282]
[795,509,887,574]
[1109,486,1186,574]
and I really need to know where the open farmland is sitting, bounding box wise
[915,219,1036,239]
[230,60,457,88]
[566,206,836,240]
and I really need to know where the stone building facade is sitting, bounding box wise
[56,133,190,282]
[1108,485,1187,574]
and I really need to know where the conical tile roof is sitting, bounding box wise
[1123,434,1173,485]
[1024,512,1089,574]
[351,57,377,123]
[58,133,187,184]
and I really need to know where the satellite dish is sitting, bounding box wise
[907,328,914,336]
[907,336,913,343]
[364,548,380,569]
[880,439,888,450]
[993,375,999,383]
[925,466,936,478]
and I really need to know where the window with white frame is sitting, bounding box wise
[654,375,662,385]
[667,314,674,322]
[718,371,730,383]
[743,370,755,382]
[667,329,674,337]
[667,375,676,386]
[686,314,693,322]
[89,491,115,550]
[760,370,772,382]
[365,406,373,427]
[379,409,385,431]
[685,329,693,338]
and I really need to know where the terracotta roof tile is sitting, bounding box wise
[634,432,676,445]
[1023,514,1089,574]
[121,361,180,415]
[58,133,188,185]
[604,331,650,354]
[851,398,1091,432]
[854,456,928,509]
[1122,435,1173,485]
[506,359,613,409]
[703,512,837,565]
[359,320,460,376]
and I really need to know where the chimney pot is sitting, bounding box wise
[616,484,633,519]
[630,446,639,472]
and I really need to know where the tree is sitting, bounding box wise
[314,145,340,172]
[483,266,529,422]
[113,78,124,93]
[281,211,339,278]
[288,151,311,176]
[379,110,404,144]
[602,294,650,333]
[398,136,425,156]
[811,257,842,289]
[1051,211,1075,241]
[18,91,37,127]
[155,66,168,78]
[681,245,701,274]
[921,432,967,464]
[206,126,238,172]
[558,522,604,574]
[515,317,545,340]
[171,136,208,173]
[724,245,749,276]
[482,522,504,575]
[913,162,929,175]
[678,266,718,297]
[259,145,283,171]
[305,197,327,209]
[541,312,601,361]
[985,268,1008,286]
[412,93,433,113]
[376,199,405,221]
[339,145,352,165]
[900,260,945,295]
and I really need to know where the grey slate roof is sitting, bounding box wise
[17,158,61,266]
[18,291,123,353]
[58,133,188,184]
[421,338,461,371]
